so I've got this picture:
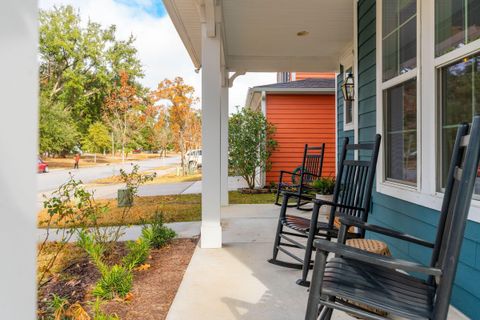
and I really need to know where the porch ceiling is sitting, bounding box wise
[163,0,353,72]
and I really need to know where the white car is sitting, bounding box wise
[186,149,202,170]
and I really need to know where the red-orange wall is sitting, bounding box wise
[295,72,336,80]
[266,94,336,184]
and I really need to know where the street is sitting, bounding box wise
[37,156,180,193]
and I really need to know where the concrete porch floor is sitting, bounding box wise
[166,204,467,320]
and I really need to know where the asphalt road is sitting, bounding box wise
[37,156,180,193]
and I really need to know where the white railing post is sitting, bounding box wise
[201,22,222,248]
[0,0,38,317]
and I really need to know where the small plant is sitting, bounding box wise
[47,294,69,320]
[119,164,156,196]
[91,298,120,320]
[141,212,177,249]
[38,176,109,286]
[93,264,133,300]
[46,295,90,320]
[122,237,151,269]
[311,177,336,195]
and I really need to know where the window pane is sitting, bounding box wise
[400,18,417,73]
[345,100,353,124]
[384,79,417,184]
[383,33,399,81]
[383,0,417,81]
[440,52,480,197]
[435,0,480,57]
[468,0,480,43]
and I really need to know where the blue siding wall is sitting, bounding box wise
[346,0,480,317]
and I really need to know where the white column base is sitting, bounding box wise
[200,222,223,248]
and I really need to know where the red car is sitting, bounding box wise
[38,158,49,173]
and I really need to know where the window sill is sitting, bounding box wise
[376,181,480,224]
[344,123,354,131]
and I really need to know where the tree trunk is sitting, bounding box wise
[94,153,97,163]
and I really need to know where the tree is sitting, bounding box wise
[82,122,111,162]
[143,105,171,157]
[103,71,144,162]
[39,94,79,156]
[39,5,143,134]
[151,77,200,174]
[229,108,277,189]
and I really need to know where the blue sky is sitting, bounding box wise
[114,0,166,17]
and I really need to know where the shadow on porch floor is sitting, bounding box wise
[166,204,466,320]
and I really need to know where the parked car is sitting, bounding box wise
[186,149,202,171]
[38,158,49,173]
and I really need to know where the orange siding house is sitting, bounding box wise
[246,76,336,185]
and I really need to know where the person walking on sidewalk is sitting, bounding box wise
[74,153,80,169]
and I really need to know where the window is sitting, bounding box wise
[435,0,480,57]
[381,0,418,186]
[439,52,480,198]
[384,79,417,184]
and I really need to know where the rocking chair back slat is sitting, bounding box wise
[328,135,381,226]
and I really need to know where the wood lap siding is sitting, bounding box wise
[295,72,336,81]
[266,94,336,184]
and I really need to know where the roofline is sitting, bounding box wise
[249,87,335,94]
[163,0,201,69]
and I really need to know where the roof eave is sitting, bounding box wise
[163,0,201,69]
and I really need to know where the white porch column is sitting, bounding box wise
[0,0,37,317]
[201,23,222,248]
[220,85,229,206]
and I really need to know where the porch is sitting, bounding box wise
[166,204,466,319]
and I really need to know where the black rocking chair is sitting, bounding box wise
[269,135,381,286]
[305,116,480,320]
[274,143,325,211]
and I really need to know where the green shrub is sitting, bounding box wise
[311,178,336,195]
[93,264,133,299]
[122,237,151,270]
[141,212,176,249]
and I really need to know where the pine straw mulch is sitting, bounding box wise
[38,238,198,320]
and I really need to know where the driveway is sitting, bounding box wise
[37,156,180,192]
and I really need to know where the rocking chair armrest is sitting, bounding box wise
[279,170,301,177]
[280,191,315,201]
[313,239,442,277]
[339,216,435,249]
[312,199,365,213]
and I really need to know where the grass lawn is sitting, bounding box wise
[38,191,276,228]
[91,171,201,185]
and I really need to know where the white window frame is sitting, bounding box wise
[339,44,357,133]
[375,0,480,223]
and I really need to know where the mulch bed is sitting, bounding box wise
[38,238,198,320]
[237,187,272,194]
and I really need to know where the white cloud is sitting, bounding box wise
[39,0,276,110]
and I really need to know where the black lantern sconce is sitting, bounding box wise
[342,72,355,102]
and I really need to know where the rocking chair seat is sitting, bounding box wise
[322,257,435,319]
[282,215,331,232]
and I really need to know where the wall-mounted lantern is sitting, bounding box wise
[342,72,355,102]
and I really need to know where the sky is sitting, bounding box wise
[39,0,276,112]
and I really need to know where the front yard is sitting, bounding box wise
[37,191,276,228]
